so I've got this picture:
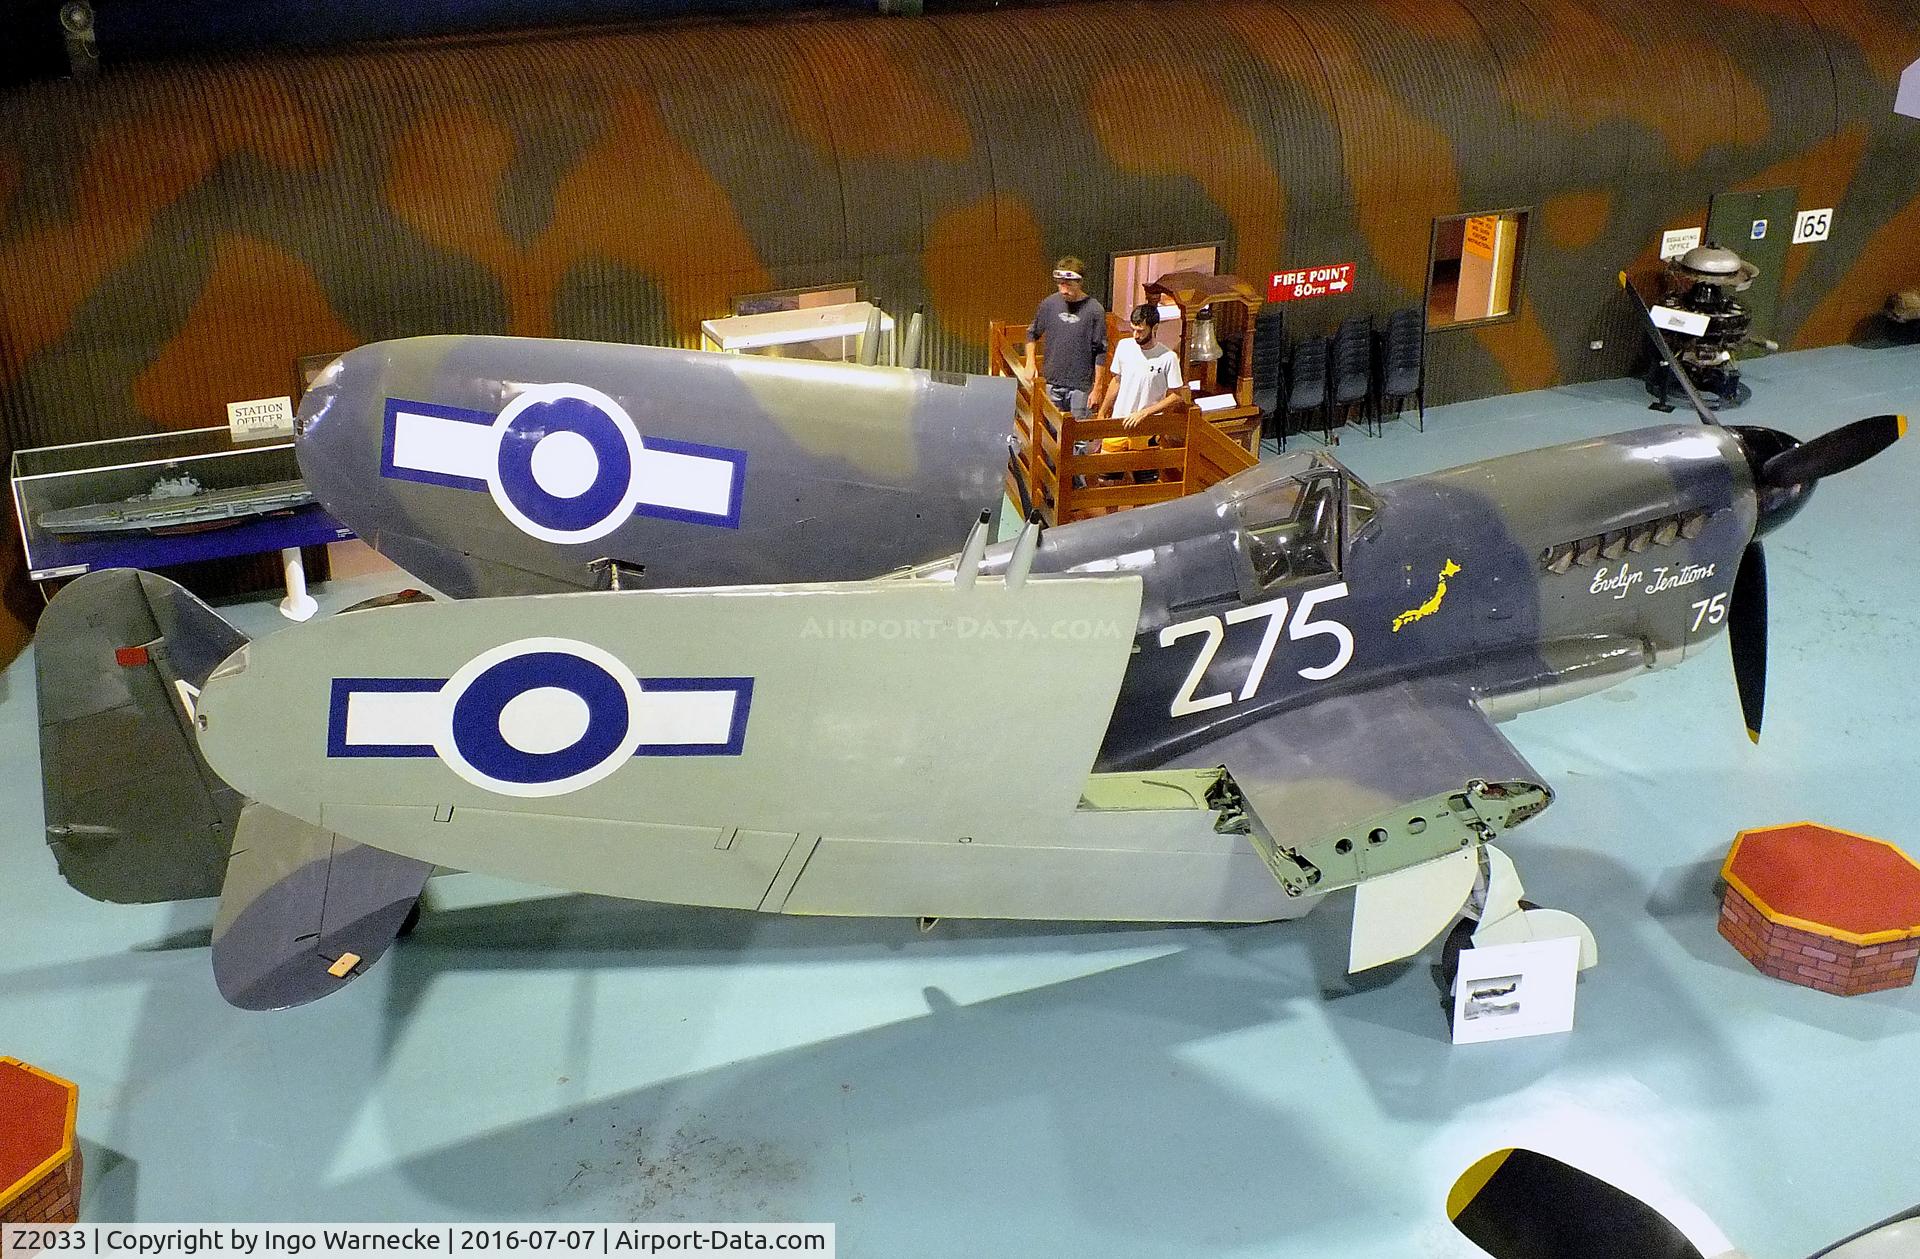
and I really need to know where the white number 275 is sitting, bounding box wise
[1159,584,1354,718]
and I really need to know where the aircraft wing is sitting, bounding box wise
[1163,677,1553,969]
[298,336,1015,597]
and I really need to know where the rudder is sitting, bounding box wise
[35,569,249,903]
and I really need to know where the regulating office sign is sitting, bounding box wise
[1660,227,1702,260]
[1268,262,1357,303]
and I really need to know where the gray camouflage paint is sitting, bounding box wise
[41,404,1862,1010]
[298,336,1016,596]
[35,567,249,903]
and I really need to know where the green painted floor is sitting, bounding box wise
[3,344,1917,1256]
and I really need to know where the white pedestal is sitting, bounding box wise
[277,546,319,621]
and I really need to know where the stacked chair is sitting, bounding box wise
[1376,306,1427,431]
[1250,307,1285,446]
[1331,314,1374,435]
[1283,334,1331,446]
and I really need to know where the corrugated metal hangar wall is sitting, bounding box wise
[1,0,1918,658]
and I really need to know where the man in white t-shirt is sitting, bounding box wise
[1098,302,1190,455]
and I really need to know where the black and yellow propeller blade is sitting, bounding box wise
[1758,414,1907,487]
[1618,270,1721,427]
[1449,1148,1709,1259]
[1729,542,1769,743]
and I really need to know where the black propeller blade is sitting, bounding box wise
[1449,1148,1708,1259]
[1618,270,1720,427]
[1758,414,1907,488]
[1729,541,1768,743]
[1622,274,1910,744]
[1452,1147,1920,1258]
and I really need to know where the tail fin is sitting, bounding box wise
[35,569,249,903]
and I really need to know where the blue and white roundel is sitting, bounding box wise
[326,637,754,799]
[492,387,638,542]
[380,385,747,545]
[438,638,645,796]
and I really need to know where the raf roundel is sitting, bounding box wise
[326,637,755,798]
[438,639,643,796]
[380,384,748,544]
[491,386,639,543]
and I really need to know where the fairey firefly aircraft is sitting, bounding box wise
[34,296,1905,1010]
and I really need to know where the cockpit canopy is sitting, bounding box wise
[1217,452,1379,596]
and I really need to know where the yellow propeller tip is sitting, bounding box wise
[1616,271,1628,287]
[1898,415,1909,439]
[1746,728,1762,745]
[1448,1149,1514,1220]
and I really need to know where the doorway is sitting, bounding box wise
[1705,187,1796,351]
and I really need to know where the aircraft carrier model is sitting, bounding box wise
[35,473,315,538]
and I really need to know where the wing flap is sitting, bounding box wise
[1167,678,1553,967]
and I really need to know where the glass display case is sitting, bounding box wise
[700,300,896,364]
[11,426,352,584]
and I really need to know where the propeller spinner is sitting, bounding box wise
[1618,272,1907,741]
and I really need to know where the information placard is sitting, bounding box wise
[1659,227,1702,260]
[1792,207,1834,244]
[227,395,296,443]
[1451,935,1580,1044]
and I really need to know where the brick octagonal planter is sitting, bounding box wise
[0,1058,80,1224]
[1719,822,1920,996]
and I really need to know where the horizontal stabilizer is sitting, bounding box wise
[213,802,433,1011]
[36,569,249,903]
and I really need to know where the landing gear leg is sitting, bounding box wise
[1438,845,1597,992]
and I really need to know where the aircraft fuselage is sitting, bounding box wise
[968,423,1758,772]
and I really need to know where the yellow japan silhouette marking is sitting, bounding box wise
[1393,559,1462,632]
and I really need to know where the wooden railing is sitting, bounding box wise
[990,321,1258,525]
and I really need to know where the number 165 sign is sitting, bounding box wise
[1792,208,1834,244]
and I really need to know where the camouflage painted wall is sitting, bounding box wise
[2,0,1918,660]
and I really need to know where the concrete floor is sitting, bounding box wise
[3,343,1917,1256]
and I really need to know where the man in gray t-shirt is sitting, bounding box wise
[1026,256,1108,419]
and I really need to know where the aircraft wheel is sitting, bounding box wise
[399,900,424,938]
[1438,900,1538,995]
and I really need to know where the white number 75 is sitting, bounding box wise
[1160,584,1355,718]
[1690,593,1728,632]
